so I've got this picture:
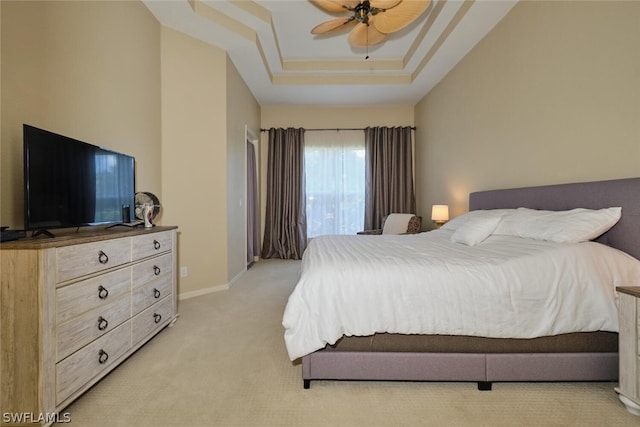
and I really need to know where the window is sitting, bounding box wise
[305,130,365,237]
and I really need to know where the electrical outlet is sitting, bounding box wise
[180,267,188,278]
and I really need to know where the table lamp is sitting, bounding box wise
[431,205,449,228]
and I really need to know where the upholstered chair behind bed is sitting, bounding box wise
[357,213,422,235]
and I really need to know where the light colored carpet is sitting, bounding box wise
[57,259,638,426]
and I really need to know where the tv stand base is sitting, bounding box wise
[31,229,55,238]
[105,222,144,230]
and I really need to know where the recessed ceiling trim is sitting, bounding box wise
[256,35,274,82]
[282,58,405,72]
[190,0,256,42]
[270,17,285,70]
[412,0,474,80]
[402,0,446,67]
[193,0,276,80]
[227,0,285,71]
[272,74,412,86]
[228,0,271,24]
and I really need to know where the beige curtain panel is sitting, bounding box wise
[364,126,416,230]
[261,128,307,260]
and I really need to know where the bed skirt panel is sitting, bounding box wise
[303,352,487,382]
[302,352,618,387]
[485,352,618,382]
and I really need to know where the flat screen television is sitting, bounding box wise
[23,124,136,235]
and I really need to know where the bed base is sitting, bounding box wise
[302,351,618,390]
[298,177,639,390]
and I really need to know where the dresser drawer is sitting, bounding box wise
[57,238,131,283]
[132,274,172,315]
[132,297,173,345]
[132,231,172,261]
[56,267,131,323]
[56,320,131,404]
[57,294,131,362]
[132,253,173,288]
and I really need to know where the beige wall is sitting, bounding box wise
[160,27,229,297]
[1,1,258,299]
[1,0,161,228]
[225,58,260,283]
[261,105,414,130]
[415,0,640,221]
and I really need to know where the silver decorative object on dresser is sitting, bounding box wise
[1,226,178,426]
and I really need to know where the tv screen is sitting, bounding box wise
[23,124,136,232]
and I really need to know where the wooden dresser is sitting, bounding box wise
[1,226,178,426]
[616,286,640,416]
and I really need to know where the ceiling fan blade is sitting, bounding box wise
[311,17,357,34]
[310,0,346,13]
[348,21,387,47]
[369,0,403,10]
[310,0,358,14]
[341,0,362,9]
[373,0,431,34]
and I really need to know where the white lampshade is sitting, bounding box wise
[431,205,449,222]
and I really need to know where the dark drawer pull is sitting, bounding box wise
[98,285,109,299]
[153,313,162,324]
[97,316,109,331]
[153,240,161,250]
[98,349,109,364]
[98,250,109,264]
[153,265,161,276]
[153,288,161,299]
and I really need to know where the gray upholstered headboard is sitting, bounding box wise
[469,177,640,260]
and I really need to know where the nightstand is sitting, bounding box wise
[615,286,640,415]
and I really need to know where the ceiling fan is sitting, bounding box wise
[310,0,431,47]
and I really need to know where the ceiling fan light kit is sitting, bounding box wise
[310,0,431,47]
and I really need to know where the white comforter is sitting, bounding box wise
[282,230,640,360]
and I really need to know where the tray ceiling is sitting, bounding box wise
[143,0,518,106]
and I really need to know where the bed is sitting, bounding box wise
[283,177,640,390]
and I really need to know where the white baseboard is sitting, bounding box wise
[227,268,246,288]
[178,284,228,300]
[177,268,247,300]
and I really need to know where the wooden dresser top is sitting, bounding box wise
[0,225,177,250]
[617,287,640,298]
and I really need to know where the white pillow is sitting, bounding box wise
[382,213,416,234]
[450,215,503,246]
[494,207,621,243]
[441,209,514,231]
[493,208,543,235]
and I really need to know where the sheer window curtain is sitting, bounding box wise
[305,130,365,238]
[364,126,416,230]
[261,128,307,260]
